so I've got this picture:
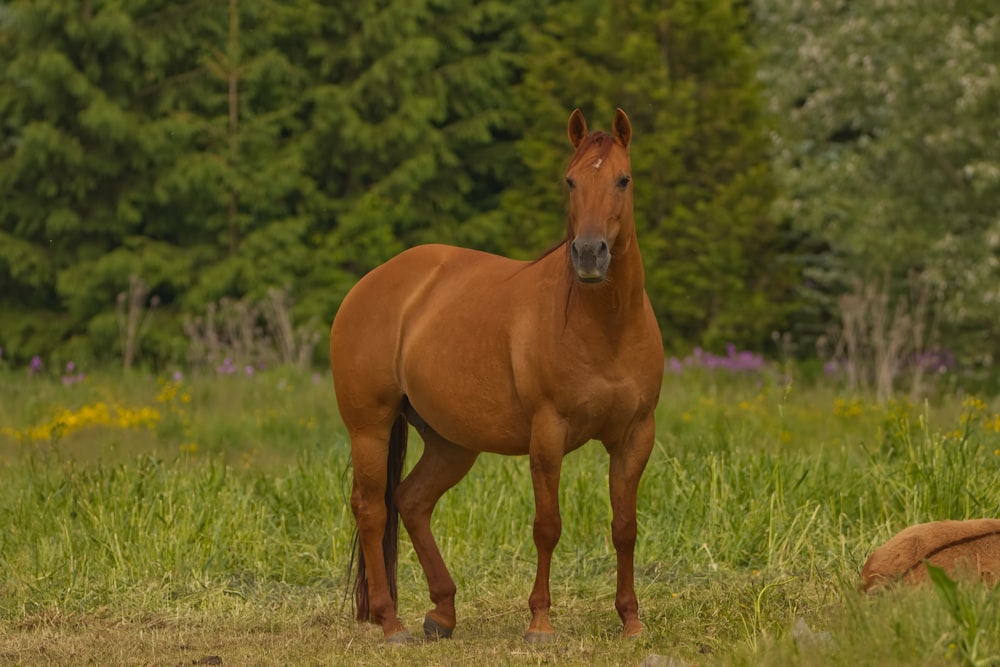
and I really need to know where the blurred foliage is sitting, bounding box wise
[757,0,1000,368]
[1,1,997,375]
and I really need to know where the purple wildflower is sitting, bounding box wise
[666,345,768,375]
[913,349,956,374]
[216,357,237,375]
[61,373,86,386]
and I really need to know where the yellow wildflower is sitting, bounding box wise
[9,401,160,442]
[155,381,181,405]
[961,395,986,413]
[833,397,864,418]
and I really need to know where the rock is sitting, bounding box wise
[792,617,832,652]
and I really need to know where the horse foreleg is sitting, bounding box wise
[525,420,566,643]
[395,431,478,640]
[605,416,655,638]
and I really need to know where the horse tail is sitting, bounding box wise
[352,414,408,622]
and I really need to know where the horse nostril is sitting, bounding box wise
[571,238,609,261]
[570,236,609,282]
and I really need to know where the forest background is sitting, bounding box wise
[1,0,998,398]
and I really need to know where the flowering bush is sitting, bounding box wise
[667,344,768,375]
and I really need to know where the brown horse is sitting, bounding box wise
[330,108,664,644]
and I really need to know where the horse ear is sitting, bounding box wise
[613,108,631,149]
[568,109,588,148]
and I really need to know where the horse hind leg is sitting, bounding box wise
[348,416,413,643]
[394,428,478,640]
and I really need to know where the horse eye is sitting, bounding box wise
[565,176,576,190]
[617,175,631,189]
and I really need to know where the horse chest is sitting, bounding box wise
[509,340,644,438]
[550,371,642,439]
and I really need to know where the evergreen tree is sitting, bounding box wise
[172,0,315,309]
[0,0,221,361]
[0,1,317,363]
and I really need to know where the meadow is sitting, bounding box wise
[1,358,999,666]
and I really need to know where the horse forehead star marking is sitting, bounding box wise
[592,158,603,169]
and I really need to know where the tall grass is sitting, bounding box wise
[0,366,999,665]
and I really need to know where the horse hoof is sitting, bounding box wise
[623,622,644,640]
[423,614,454,640]
[385,630,416,645]
[524,631,556,644]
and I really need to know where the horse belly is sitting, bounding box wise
[399,322,531,454]
[402,363,530,454]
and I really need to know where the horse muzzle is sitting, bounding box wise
[570,236,611,283]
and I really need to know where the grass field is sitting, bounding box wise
[1,364,999,666]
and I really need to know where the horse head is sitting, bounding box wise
[564,108,634,284]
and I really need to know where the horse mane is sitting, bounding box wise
[531,238,569,264]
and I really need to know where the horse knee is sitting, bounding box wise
[611,516,636,552]
[533,516,562,551]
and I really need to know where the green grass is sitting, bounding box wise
[1,367,999,665]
